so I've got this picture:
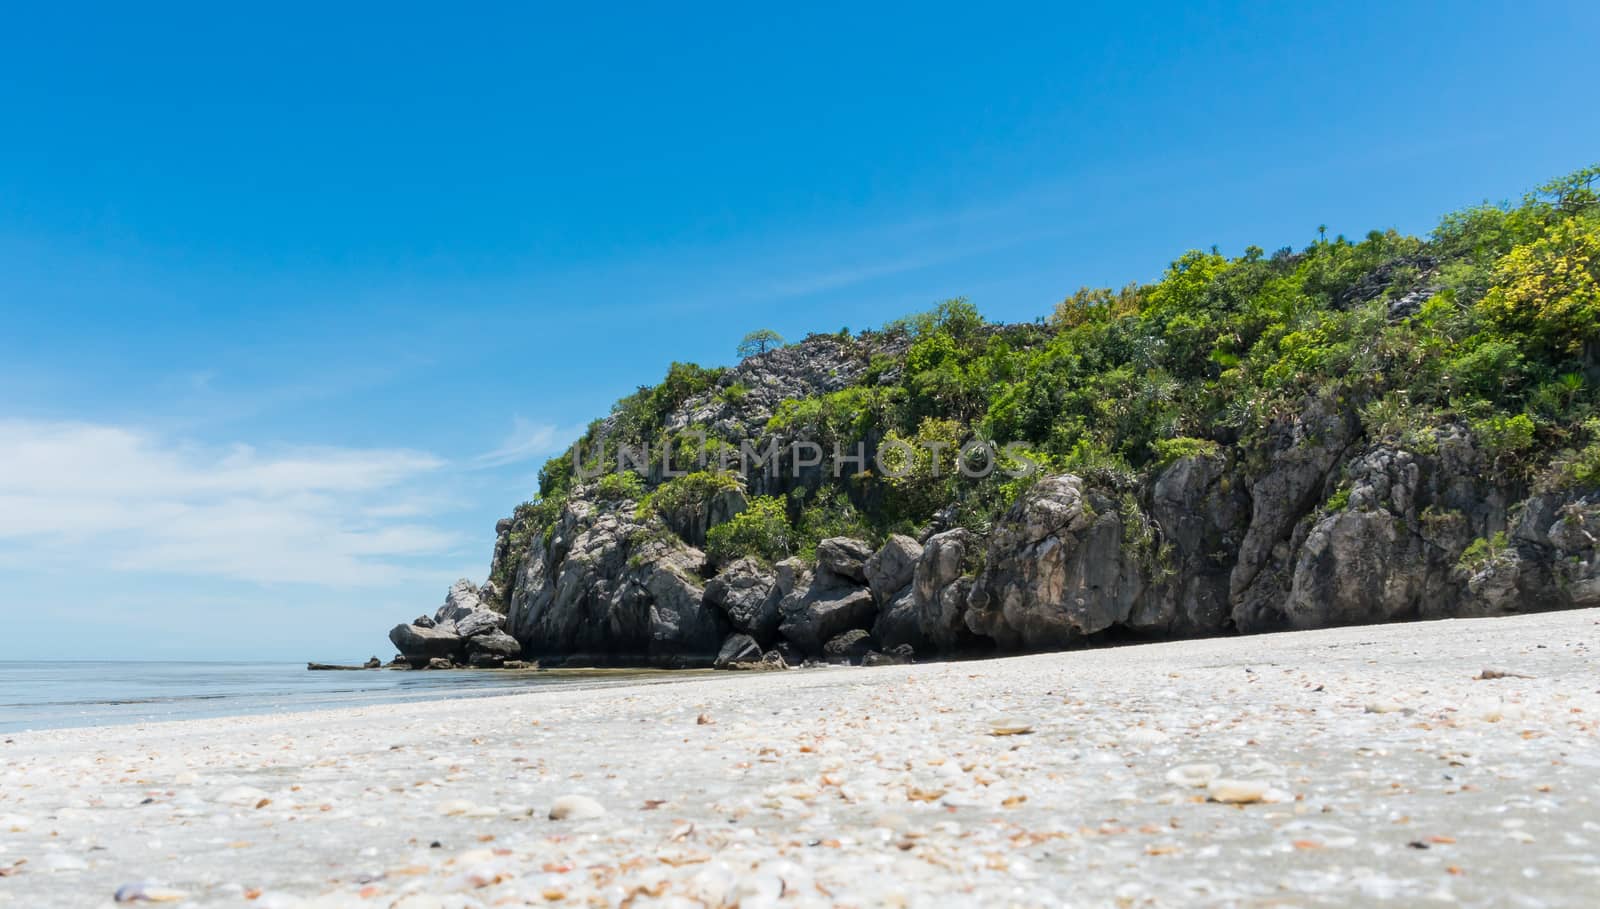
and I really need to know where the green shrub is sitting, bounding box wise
[594,471,646,502]
[1470,413,1537,462]
[1458,531,1510,573]
[639,470,742,520]
[705,496,793,565]
[1150,436,1221,468]
[1539,418,1600,491]
[794,487,872,558]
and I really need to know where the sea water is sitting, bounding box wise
[0,661,691,733]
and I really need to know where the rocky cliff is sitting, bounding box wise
[387,341,1599,670]
[387,168,1600,668]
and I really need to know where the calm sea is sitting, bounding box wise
[0,662,691,734]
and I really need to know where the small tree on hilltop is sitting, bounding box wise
[737,328,784,358]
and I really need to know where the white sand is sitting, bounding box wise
[3,609,1599,908]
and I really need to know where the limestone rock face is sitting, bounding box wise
[873,529,976,654]
[703,558,781,643]
[1462,494,1600,615]
[713,633,762,669]
[388,623,465,664]
[864,534,922,604]
[656,485,748,548]
[1228,399,1361,631]
[776,567,876,655]
[815,537,874,583]
[1127,455,1248,636]
[967,477,1144,650]
[504,491,726,667]
[436,578,489,625]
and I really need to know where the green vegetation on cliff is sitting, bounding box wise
[512,165,1600,571]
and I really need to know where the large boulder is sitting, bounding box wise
[822,629,874,664]
[873,529,977,654]
[777,566,876,655]
[465,630,522,663]
[966,476,1144,650]
[703,557,781,642]
[713,633,763,669]
[388,623,465,663]
[864,534,921,603]
[816,537,873,583]
[454,609,507,639]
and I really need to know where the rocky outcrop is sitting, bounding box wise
[966,477,1144,650]
[656,486,748,548]
[437,578,490,624]
[776,563,877,655]
[1129,455,1248,635]
[873,530,976,654]
[713,633,762,669]
[379,328,1598,671]
[703,558,780,643]
[863,534,921,603]
[815,537,873,583]
[1463,493,1600,615]
[505,492,726,667]
[1229,397,1360,632]
[388,623,465,665]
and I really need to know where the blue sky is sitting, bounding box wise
[3,2,1597,660]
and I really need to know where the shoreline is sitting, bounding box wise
[4,609,1598,906]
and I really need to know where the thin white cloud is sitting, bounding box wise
[0,419,458,587]
[472,417,585,469]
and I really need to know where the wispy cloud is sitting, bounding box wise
[0,419,459,587]
[472,417,586,469]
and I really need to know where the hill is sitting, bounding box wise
[387,165,1600,669]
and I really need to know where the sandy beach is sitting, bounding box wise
[3,609,1598,908]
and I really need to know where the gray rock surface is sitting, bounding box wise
[873,529,976,654]
[436,578,488,625]
[966,477,1143,650]
[713,633,762,669]
[505,496,726,667]
[703,557,780,642]
[466,630,522,660]
[822,629,874,664]
[777,569,877,655]
[815,537,873,583]
[1229,397,1358,631]
[453,609,507,639]
[863,534,921,603]
[388,623,465,663]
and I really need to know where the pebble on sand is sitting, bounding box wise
[987,718,1034,736]
[1164,764,1222,787]
[113,883,190,903]
[1206,779,1270,804]
[548,795,606,820]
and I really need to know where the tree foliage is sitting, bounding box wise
[737,328,785,358]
